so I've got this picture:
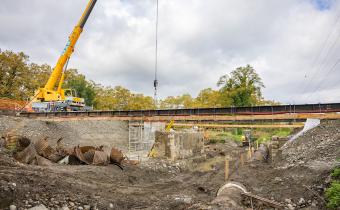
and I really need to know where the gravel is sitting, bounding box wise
[281,120,340,170]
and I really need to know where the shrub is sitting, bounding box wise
[331,168,340,179]
[325,180,340,209]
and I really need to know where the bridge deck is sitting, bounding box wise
[19,103,340,122]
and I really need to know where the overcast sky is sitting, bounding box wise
[1,0,340,104]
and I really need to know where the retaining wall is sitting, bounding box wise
[0,116,129,152]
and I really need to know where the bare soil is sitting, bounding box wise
[1,118,339,210]
[0,142,238,210]
[228,120,340,210]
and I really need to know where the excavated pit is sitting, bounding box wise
[0,116,339,210]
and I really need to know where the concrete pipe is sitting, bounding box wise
[212,181,248,209]
[252,144,269,161]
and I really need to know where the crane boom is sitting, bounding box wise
[44,0,97,91]
[32,0,97,112]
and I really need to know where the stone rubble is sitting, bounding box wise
[281,120,340,170]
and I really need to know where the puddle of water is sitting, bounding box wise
[195,156,227,172]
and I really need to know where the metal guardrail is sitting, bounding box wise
[18,103,340,118]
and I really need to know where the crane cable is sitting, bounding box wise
[153,0,159,107]
[299,7,340,102]
[289,6,340,103]
[302,11,340,89]
[153,0,159,105]
[305,57,340,100]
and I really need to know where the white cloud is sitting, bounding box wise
[1,0,340,104]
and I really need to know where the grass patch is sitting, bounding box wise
[325,166,340,209]
[205,128,293,144]
[326,180,340,209]
[255,128,292,143]
[331,168,340,179]
[208,139,218,144]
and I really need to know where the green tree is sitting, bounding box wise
[217,64,264,107]
[129,94,155,110]
[180,94,195,108]
[257,99,281,106]
[113,86,132,110]
[195,88,222,108]
[93,85,117,110]
[160,96,178,109]
[0,50,52,100]
[93,85,156,110]
[0,50,30,99]
[28,63,52,96]
[160,94,194,109]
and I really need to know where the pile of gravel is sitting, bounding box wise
[280,120,340,170]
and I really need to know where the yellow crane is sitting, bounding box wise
[31,0,97,112]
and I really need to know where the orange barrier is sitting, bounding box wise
[0,98,26,111]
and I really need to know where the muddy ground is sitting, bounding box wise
[228,120,340,210]
[0,141,243,210]
[1,119,339,210]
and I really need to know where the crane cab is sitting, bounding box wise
[62,89,86,109]
[32,88,85,112]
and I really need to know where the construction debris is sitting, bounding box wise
[1,133,125,168]
[110,147,124,163]
[3,133,31,151]
[252,144,269,162]
[241,192,284,209]
[212,182,248,210]
[0,115,338,209]
[14,142,37,164]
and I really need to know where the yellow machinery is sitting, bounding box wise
[241,129,252,147]
[31,0,97,112]
[165,120,175,132]
[148,120,175,157]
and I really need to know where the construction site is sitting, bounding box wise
[0,105,339,210]
[1,0,340,210]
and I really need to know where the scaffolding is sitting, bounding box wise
[128,121,165,160]
[128,121,143,152]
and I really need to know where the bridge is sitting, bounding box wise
[18,103,340,128]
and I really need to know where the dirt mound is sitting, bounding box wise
[281,120,340,170]
[228,120,340,209]
[0,148,229,210]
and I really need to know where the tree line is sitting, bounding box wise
[0,50,278,110]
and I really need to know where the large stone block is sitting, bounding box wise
[153,131,204,160]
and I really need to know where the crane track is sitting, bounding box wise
[19,103,340,118]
